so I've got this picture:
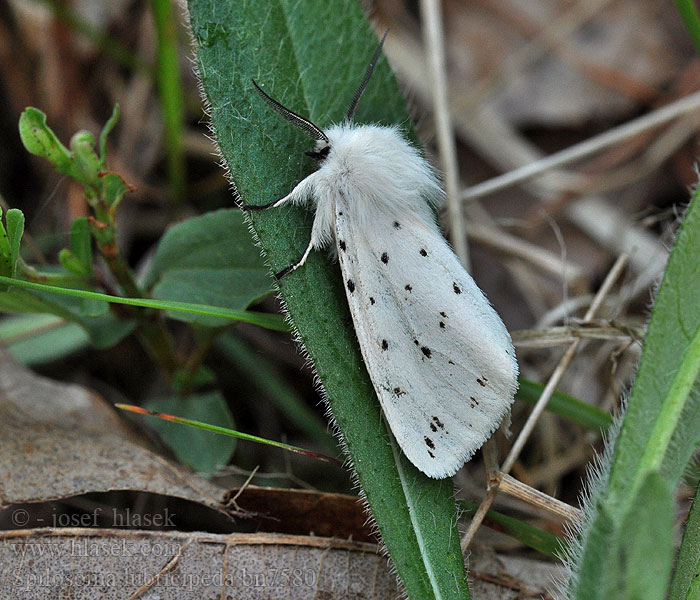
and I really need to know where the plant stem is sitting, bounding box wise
[91,219,181,380]
[181,328,217,392]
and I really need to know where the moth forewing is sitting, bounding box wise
[334,187,517,478]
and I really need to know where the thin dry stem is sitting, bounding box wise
[465,220,586,288]
[511,323,645,349]
[461,254,629,552]
[460,90,700,202]
[481,438,500,487]
[498,473,582,521]
[419,0,469,268]
[225,465,260,513]
[576,113,700,195]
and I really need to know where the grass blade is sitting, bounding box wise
[117,403,342,467]
[669,484,700,599]
[517,378,612,432]
[0,274,288,331]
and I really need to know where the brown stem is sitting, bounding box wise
[181,329,217,393]
[92,222,182,381]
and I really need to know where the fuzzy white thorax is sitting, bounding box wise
[284,124,444,251]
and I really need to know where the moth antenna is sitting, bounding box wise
[345,29,389,123]
[251,79,329,142]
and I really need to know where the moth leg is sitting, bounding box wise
[274,237,314,280]
[274,202,331,280]
[240,193,291,211]
[240,174,315,211]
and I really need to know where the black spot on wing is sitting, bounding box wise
[347,279,355,293]
[439,321,445,329]
[476,378,486,387]
[430,422,437,432]
[432,416,445,429]
[420,248,428,257]
[424,437,435,450]
[440,311,447,318]
[381,252,389,264]
[421,346,432,358]
[405,284,412,292]
[369,297,375,305]
[381,339,388,351]
[469,396,479,408]
[393,221,401,229]
[338,239,346,251]
[453,282,462,294]
[393,387,405,397]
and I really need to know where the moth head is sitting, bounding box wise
[251,29,388,159]
[305,144,331,162]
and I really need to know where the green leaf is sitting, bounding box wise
[0,287,134,348]
[675,0,700,57]
[172,365,217,391]
[669,484,700,600]
[58,217,93,277]
[69,129,101,189]
[517,377,613,432]
[19,108,121,200]
[0,208,12,280]
[57,249,82,275]
[187,2,470,598]
[143,391,236,473]
[575,508,616,600]
[607,194,700,509]
[569,179,700,598]
[19,107,75,176]
[99,105,120,169]
[100,171,132,209]
[146,208,272,327]
[0,208,25,289]
[6,209,25,278]
[69,216,92,273]
[0,314,89,365]
[617,472,674,600]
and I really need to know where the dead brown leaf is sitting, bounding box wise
[0,347,226,514]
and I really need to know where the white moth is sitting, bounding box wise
[244,33,518,478]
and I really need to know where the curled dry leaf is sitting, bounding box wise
[0,347,226,513]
